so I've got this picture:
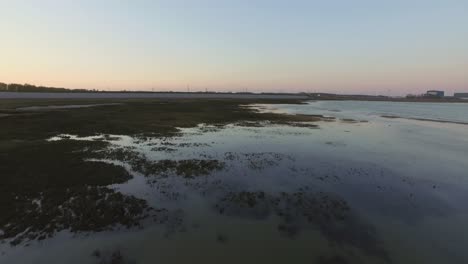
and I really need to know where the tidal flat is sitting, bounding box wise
[1,99,468,264]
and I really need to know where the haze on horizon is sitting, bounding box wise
[1,0,467,96]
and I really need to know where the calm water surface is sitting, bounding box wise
[2,101,468,264]
[268,100,468,123]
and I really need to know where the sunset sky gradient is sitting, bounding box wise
[1,0,467,95]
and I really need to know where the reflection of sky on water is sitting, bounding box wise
[259,101,468,124]
[3,101,468,264]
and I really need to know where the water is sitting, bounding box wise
[259,100,468,124]
[2,101,468,264]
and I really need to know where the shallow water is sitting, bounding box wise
[2,101,468,264]
[259,100,468,124]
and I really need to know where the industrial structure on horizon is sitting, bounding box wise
[454,93,468,99]
[425,90,445,97]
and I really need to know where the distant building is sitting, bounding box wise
[454,93,468,99]
[426,90,445,97]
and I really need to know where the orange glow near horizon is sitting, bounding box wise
[1,1,467,96]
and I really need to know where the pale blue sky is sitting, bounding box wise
[1,0,467,95]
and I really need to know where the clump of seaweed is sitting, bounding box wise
[0,140,158,245]
[177,142,211,148]
[144,159,225,178]
[214,189,389,262]
[92,146,225,178]
[215,191,270,219]
[92,249,131,264]
[3,187,151,245]
[284,122,319,128]
[216,233,229,244]
[224,152,292,170]
[316,255,349,264]
[150,146,177,152]
[93,147,148,173]
[340,118,365,123]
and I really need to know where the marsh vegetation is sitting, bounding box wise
[0,98,327,245]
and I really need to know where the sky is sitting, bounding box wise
[0,0,467,95]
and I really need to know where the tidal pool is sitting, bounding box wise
[1,101,468,264]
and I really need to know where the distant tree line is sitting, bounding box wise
[0,82,92,93]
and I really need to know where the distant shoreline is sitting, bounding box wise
[0,92,308,100]
[306,94,468,103]
[1,91,467,103]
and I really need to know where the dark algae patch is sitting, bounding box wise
[0,140,151,245]
[92,147,225,178]
[142,159,225,178]
[91,248,132,264]
[316,255,349,264]
[340,118,368,124]
[224,152,293,170]
[214,189,390,263]
[5,187,149,246]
